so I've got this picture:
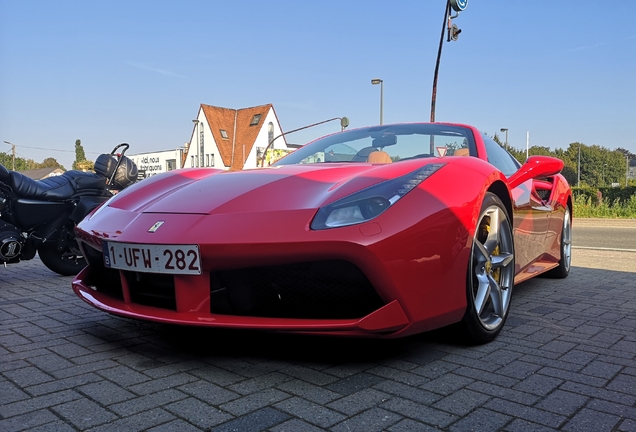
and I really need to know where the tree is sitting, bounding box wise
[72,139,93,171]
[491,132,525,162]
[73,139,87,170]
[37,157,66,170]
[74,159,94,171]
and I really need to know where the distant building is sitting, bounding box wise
[188,103,291,171]
[18,167,64,180]
[128,103,292,179]
[128,149,184,180]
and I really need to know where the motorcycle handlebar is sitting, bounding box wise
[110,143,130,156]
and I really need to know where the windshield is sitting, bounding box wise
[274,124,476,166]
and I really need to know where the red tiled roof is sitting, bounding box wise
[201,103,274,170]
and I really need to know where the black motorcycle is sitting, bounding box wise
[0,143,138,276]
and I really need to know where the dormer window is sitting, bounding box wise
[220,129,228,139]
[250,114,262,126]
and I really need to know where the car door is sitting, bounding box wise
[480,136,551,275]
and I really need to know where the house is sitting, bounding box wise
[127,103,293,180]
[188,103,291,171]
[18,167,65,180]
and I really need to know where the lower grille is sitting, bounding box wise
[82,243,124,300]
[210,260,384,320]
[82,242,384,320]
[124,271,176,311]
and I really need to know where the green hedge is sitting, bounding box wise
[572,186,636,218]
[572,186,636,207]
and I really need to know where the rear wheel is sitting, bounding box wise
[459,193,515,344]
[38,226,87,276]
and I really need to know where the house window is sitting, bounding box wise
[200,125,205,168]
[210,154,215,166]
[191,155,194,167]
[250,114,261,126]
[220,129,228,139]
[166,159,176,171]
[206,154,209,167]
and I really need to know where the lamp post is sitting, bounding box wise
[371,79,383,125]
[259,117,350,167]
[577,145,581,187]
[499,128,508,147]
[3,141,16,170]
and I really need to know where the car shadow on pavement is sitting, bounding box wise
[150,324,449,364]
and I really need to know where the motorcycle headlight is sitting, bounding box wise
[311,163,445,230]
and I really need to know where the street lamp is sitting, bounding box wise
[371,79,383,125]
[259,117,350,167]
[577,144,581,187]
[499,128,508,147]
[3,141,16,170]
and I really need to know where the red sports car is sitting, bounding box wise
[73,123,572,344]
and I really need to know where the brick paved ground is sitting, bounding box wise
[1,247,636,431]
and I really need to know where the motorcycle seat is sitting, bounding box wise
[0,164,9,183]
[8,170,106,200]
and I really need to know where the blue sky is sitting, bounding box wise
[1,0,634,170]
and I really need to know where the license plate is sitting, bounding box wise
[102,241,201,275]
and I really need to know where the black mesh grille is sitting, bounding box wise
[210,260,384,319]
[536,189,551,201]
[124,271,176,311]
[82,244,124,300]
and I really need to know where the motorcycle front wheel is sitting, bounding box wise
[38,241,87,276]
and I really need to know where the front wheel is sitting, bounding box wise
[459,193,515,344]
[38,235,87,276]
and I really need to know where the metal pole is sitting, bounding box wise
[3,141,16,170]
[430,0,450,125]
[578,145,581,187]
[380,81,384,125]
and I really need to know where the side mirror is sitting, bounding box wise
[507,156,564,189]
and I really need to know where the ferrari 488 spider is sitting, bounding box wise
[73,123,572,344]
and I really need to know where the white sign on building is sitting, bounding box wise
[128,149,184,179]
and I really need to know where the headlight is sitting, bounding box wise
[311,163,445,230]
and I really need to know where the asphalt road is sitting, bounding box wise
[573,224,636,251]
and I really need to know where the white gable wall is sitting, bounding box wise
[188,108,222,169]
[243,107,288,169]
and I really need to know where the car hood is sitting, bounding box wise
[108,162,431,215]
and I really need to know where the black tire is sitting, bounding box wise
[458,192,515,344]
[543,207,572,279]
[38,239,87,276]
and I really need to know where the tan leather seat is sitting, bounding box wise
[367,151,392,163]
[454,148,470,157]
